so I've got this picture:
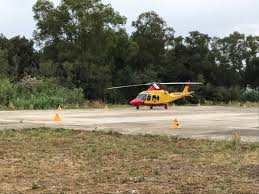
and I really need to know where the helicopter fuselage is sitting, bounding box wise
[130,88,193,109]
[107,81,200,109]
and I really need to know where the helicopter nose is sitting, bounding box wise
[130,99,143,106]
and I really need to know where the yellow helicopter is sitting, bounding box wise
[108,82,202,109]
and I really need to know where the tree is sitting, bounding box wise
[212,32,259,87]
[0,49,9,78]
[245,57,259,89]
[0,35,12,78]
[7,36,37,80]
[106,29,139,101]
[33,0,126,99]
[184,31,213,81]
[131,11,174,71]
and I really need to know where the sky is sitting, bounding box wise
[0,0,258,39]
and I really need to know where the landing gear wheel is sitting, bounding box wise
[164,104,168,109]
[136,106,139,110]
[150,106,153,110]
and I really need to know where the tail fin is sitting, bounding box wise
[183,81,190,93]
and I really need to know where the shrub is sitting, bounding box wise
[240,90,259,102]
[14,79,84,109]
[0,78,84,109]
[0,79,16,106]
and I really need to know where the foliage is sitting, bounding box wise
[131,11,174,71]
[0,79,16,106]
[0,49,9,78]
[33,0,126,99]
[241,90,259,102]
[0,1,258,106]
[0,78,84,109]
[245,57,259,89]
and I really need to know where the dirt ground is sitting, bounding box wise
[0,128,258,193]
[0,106,258,142]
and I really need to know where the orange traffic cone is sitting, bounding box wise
[171,118,181,129]
[54,113,61,122]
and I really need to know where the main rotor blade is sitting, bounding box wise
[107,82,203,90]
[160,82,203,85]
[107,83,152,90]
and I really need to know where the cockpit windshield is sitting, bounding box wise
[136,93,147,101]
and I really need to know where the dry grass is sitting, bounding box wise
[204,100,259,107]
[0,128,258,194]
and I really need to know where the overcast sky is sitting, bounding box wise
[0,0,258,39]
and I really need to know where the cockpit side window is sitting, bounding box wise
[152,95,157,101]
[137,93,147,101]
[157,95,160,101]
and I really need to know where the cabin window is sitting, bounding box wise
[152,95,157,101]
[157,95,160,101]
[147,94,151,101]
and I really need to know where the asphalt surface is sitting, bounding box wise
[0,106,258,142]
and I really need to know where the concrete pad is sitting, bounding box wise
[0,106,258,142]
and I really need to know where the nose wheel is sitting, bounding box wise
[164,104,168,109]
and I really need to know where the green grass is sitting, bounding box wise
[0,78,84,110]
[0,128,258,193]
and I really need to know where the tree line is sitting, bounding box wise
[0,0,258,106]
